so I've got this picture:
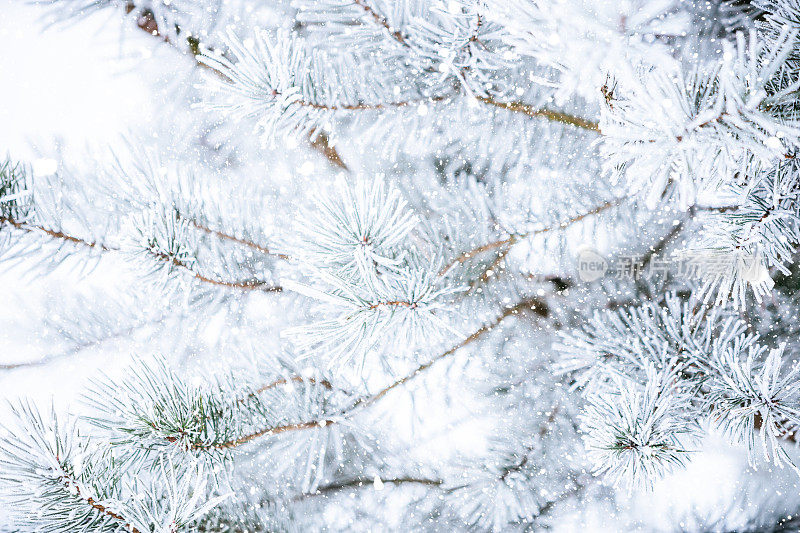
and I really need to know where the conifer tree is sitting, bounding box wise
[4,0,800,530]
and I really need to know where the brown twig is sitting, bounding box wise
[465,245,512,294]
[234,376,335,406]
[351,296,549,411]
[296,476,442,500]
[263,81,598,136]
[475,96,600,131]
[309,130,349,171]
[366,299,417,311]
[182,296,547,451]
[252,376,333,396]
[352,0,409,47]
[634,212,691,276]
[1,216,282,293]
[695,204,739,213]
[1,217,113,251]
[440,198,624,277]
[291,92,451,112]
[189,219,290,260]
[58,473,141,533]
[153,252,283,293]
[205,419,336,450]
[125,3,214,73]
[350,0,599,131]
[236,376,333,410]
[123,2,348,170]
[191,271,282,292]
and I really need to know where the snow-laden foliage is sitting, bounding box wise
[294,177,418,278]
[600,29,800,210]
[6,0,800,531]
[487,0,690,101]
[707,342,800,473]
[560,293,800,490]
[0,402,224,533]
[581,366,698,491]
[683,158,800,307]
[284,177,462,369]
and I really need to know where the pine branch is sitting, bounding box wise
[475,95,600,130]
[347,0,598,129]
[121,1,348,170]
[352,0,409,47]
[352,296,548,410]
[84,357,337,463]
[297,476,443,500]
[189,218,290,260]
[440,197,625,277]
[195,419,336,451]
[251,376,333,396]
[57,471,142,533]
[1,216,113,251]
[187,297,546,451]
[601,29,800,209]
[2,213,282,293]
[149,250,283,292]
[563,291,800,486]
